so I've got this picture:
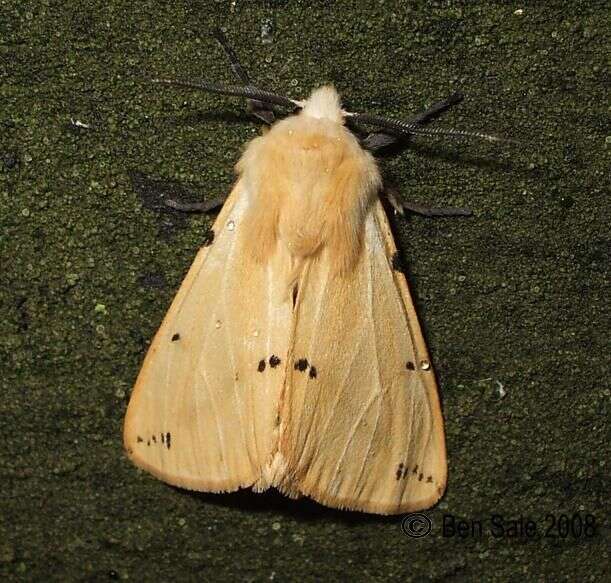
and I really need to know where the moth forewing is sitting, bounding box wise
[123,185,293,491]
[277,200,446,514]
[124,84,447,514]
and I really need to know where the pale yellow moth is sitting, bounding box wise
[123,39,501,512]
[124,84,452,514]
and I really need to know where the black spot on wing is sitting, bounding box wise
[309,366,317,379]
[294,358,309,372]
[171,333,180,342]
[395,465,435,484]
[406,361,415,370]
[291,284,298,309]
[257,359,266,372]
[269,355,281,368]
[138,432,172,450]
[395,463,404,480]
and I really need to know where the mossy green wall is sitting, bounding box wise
[1,1,608,580]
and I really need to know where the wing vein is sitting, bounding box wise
[293,260,329,445]
[331,235,384,492]
[223,217,252,472]
[352,241,386,492]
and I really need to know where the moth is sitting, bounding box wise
[124,32,501,514]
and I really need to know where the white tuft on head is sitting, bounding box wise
[301,85,343,124]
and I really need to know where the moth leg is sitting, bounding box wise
[385,185,472,217]
[408,91,463,125]
[163,30,273,214]
[165,195,227,213]
[363,92,463,152]
[377,93,471,215]
[400,201,472,217]
[385,187,406,215]
[212,28,275,125]
[362,132,400,152]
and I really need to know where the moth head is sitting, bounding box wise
[301,85,343,124]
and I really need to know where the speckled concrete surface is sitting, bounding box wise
[1,1,608,581]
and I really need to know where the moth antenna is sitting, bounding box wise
[361,92,464,152]
[348,111,512,144]
[150,78,300,110]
